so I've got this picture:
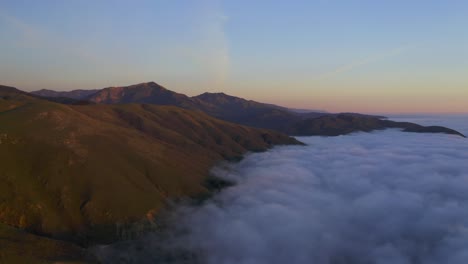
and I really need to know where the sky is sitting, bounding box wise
[1,0,467,113]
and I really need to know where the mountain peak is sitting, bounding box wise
[108,81,165,90]
[146,81,159,86]
[34,89,53,92]
[134,81,162,88]
[87,81,195,106]
[193,92,244,103]
[198,92,228,96]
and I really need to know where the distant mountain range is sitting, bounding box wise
[31,82,467,138]
[31,88,100,100]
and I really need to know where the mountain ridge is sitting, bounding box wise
[86,82,198,107]
[0,86,300,262]
[31,89,100,100]
[26,82,466,138]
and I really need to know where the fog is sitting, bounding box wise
[98,115,468,264]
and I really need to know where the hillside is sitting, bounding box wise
[31,89,99,100]
[192,92,316,131]
[0,86,300,262]
[0,223,94,263]
[85,82,198,109]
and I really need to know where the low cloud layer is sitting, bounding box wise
[98,117,468,264]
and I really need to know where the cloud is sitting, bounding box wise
[96,116,468,264]
[315,45,415,81]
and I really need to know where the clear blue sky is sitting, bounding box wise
[1,0,467,113]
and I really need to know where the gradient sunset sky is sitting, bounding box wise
[1,0,467,113]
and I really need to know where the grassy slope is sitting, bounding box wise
[0,89,300,262]
[0,223,93,264]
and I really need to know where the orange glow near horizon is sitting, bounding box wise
[243,84,468,114]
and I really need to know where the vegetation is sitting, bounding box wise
[0,85,300,262]
[0,223,94,264]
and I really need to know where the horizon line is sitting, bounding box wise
[3,81,467,116]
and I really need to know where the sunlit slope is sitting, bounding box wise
[0,87,299,246]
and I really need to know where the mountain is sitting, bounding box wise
[193,92,284,111]
[0,86,300,262]
[192,92,318,131]
[84,83,314,131]
[0,84,24,94]
[86,82,198,108]
[287,107,328,113]
[168,87,465,137]
[31,89,99,100]
[2,83,465,262]
[27,82,466,138]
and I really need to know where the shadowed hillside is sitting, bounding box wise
[192,92,321,131]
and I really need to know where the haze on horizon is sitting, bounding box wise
[1,0,467,114]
